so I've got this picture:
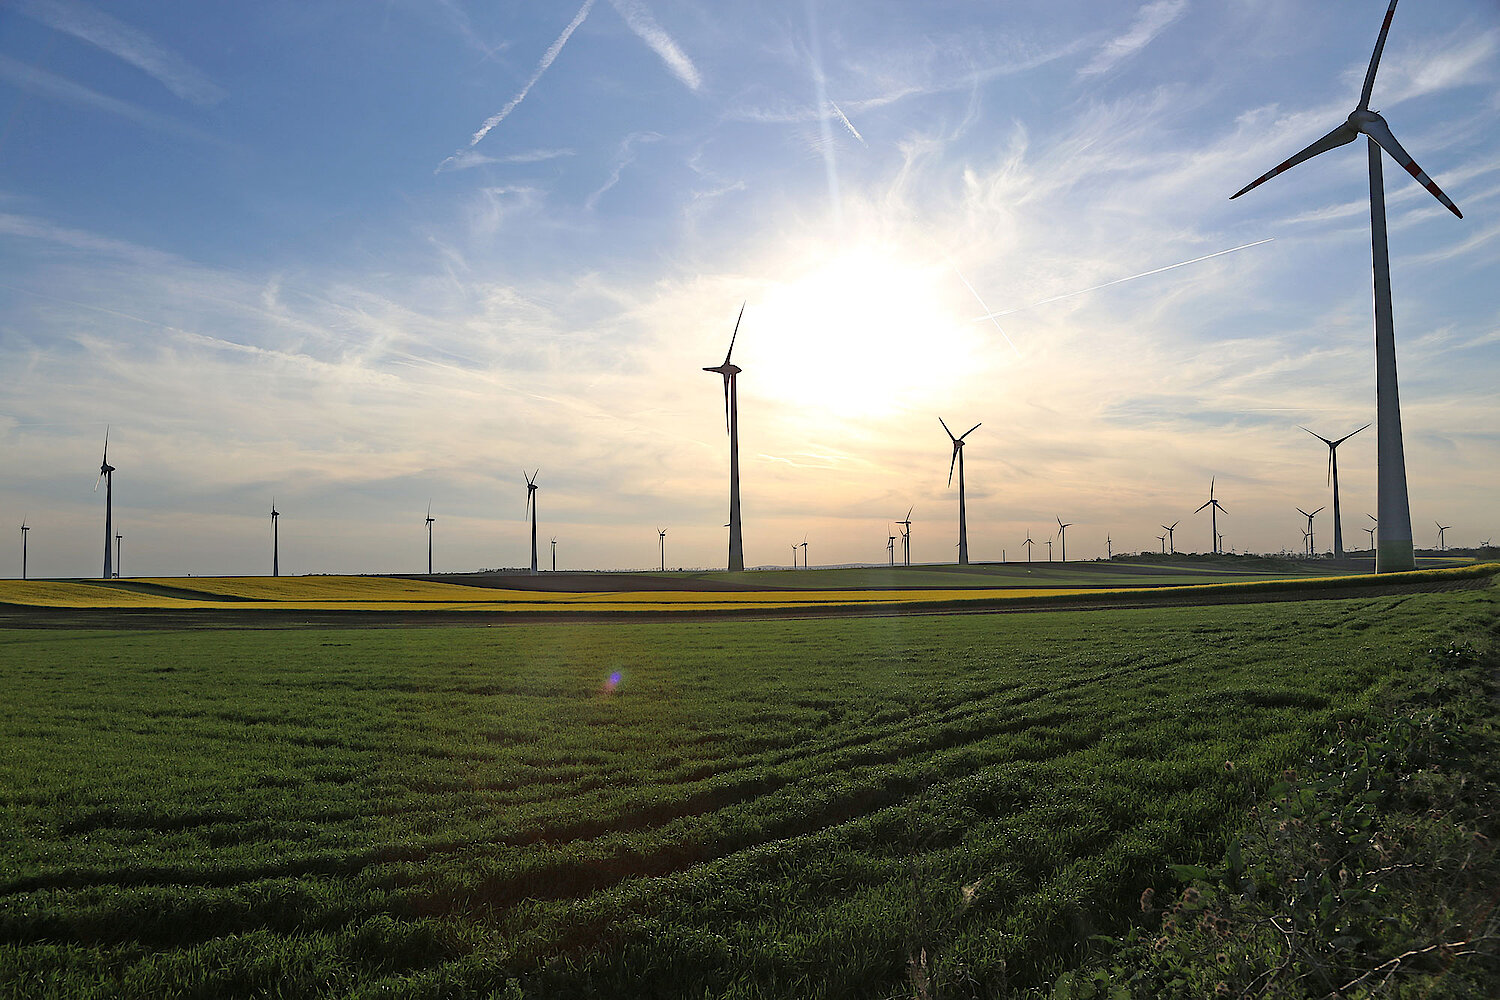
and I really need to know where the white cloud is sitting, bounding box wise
[1079,0,1188,77]
[606,0,702,92]
[12,0,224,105]
[0,56,223,145]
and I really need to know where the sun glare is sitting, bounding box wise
[748,246,982,419]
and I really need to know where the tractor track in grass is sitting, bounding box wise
[0,572,1490,630]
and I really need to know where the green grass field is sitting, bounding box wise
[0,580,1495,998]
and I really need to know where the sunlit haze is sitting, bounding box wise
[2,0,1496,575]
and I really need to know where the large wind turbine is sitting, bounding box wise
[19,520,28,581]
[940,418,981,565]
[1056,516,1072,563]
[425,501,435,574]
[1231,0,1462,573]
[1301,424,1369,558]
[270,499,280,577]
[94,428,115,580]
[703,304,746,571]
[524,470,539,575]
[1195,478,1226,554]
[1297,506,1325,556]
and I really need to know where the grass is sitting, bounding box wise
[0,581,1495,998]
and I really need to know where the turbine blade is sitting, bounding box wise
[1216,503,1227,514]
[1231,122,1359,200]
[939,416,956,441]
[1327,451,1334,488]
[1360,115,1462,218]
[1300,425,1334,447]
[947,446,958,487]
[1313,507,1325,516]
[1196,501,1212,513]
[724,302,745,366]
[1359,0,1400,111]
[1333,423,1371,446]
[1297,508,1310,518]
[960,422,981,440]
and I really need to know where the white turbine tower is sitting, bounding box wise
[1231,0,1462,573]
[940,418,981,565]
[703,304,746,571]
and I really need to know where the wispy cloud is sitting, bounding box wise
[460,0,595,153]
[12,0,224,105]
[829,101,867,147]
[586,132,662,209]
[0,59,224,144]
[1079,0,1187,77]
[605,0,702,92]
[434,148,576,174]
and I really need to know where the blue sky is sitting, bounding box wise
[1,0,1496,576]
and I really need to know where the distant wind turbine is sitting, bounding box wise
[1045,538,1053,561]
[790,542,798,569]
[658,527,667,572]
[1434,522,1450,551]
[1231,0,1463,573]
[270,499,280,577]
[1196,479,1227,555]
[1023,534,1034,562]
[551,536,557,572]
[19,519,28,581]
[1297,506,1325,556]
[800,536,808,569]
[940,418,981,565]
[94,427,115,580]
[1157,534,1167,554]
[425,501,435,575]
[1364,524,1377,550]
[898,507,913,567]
[1106,534,1112,560]
[1056,516,1072,563]
[524,470,539,574]
[703,304,746,571]
[114,533,122,579]
[1301,424,1369,558]
[887,528,896,567]
[1161,521,1178,556]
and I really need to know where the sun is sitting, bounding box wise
[745,244,983,419]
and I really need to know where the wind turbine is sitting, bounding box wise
[940,418,981,565]
[800,536,808,570]
[703,304,746,571]
[19,520,28,581]
[887,528,896,567]
[270,499,280,577]
[1297,506,1325,556]
[1301,424,1369,558]
[523,470,539,575]
[1161,521,1178,555]
[550,536,557,572]
[1106,535,1112,560]
[658,528,667,572]
[1045,537,1053,562]
[1157,534,1167,554]
[1434,522,1450,551]
[1364,524,1377,550]
[790,542,798,569]
[1023,533,1035,562]
[94,427,115,580]
[1195,479,1226,555]
[425,501,435,575]
[114,533,122,578]
[898,507,913,567]
[1231,0,1463,574]
[1056,516,1072,563]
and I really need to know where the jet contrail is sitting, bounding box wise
[971,238,1275,322]
[468,0,594,148]
[950,261,1022,359]
[829,101,866,147]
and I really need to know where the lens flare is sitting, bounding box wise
[601,671,622,694]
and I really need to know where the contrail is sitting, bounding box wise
[971,238,1275,321]
[950,261,1022,359]
[468,0,594,148]
[829,101,866,146]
